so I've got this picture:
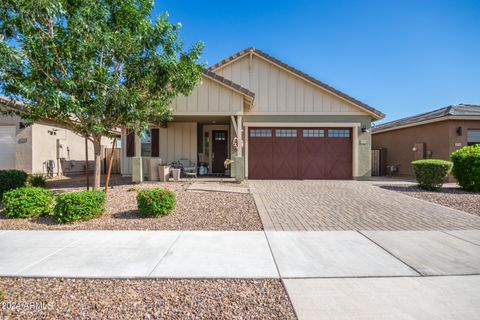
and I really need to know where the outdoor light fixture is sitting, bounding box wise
[361,127,370,133]
[456,126,463,136]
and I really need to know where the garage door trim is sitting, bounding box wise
[245,122,359,178]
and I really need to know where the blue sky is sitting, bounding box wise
[154,0,480,124]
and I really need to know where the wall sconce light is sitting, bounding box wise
[361,127,370,133]
[412,146,417,152]
[456,127,463,136]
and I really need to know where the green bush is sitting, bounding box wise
[0,169,28,199]
[137,188,176,217]
[451,145,480,192]
[55,190,106,224]
[27,174,47,188]
[411,159,453,191]
[2,187,55,218]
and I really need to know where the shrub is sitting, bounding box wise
[137,188,176,217]
[411,159,453,191]
[451,145,480,192]
[55,190,106,223]
[0,169,28,199]
[27,174,47,188]
[2,187,55,218]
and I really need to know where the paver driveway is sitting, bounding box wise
[250,180,480,231]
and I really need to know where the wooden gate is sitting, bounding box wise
[102,147,121,174]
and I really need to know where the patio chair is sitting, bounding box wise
[178,158,197,177]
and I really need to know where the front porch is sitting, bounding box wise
[120,115,245,183]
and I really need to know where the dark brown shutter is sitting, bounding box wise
[126,130,135,157]
[151,128,160,157]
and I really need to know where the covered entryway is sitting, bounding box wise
[0,126,16,170]
[248,127,352,179]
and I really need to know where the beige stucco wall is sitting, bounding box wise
[0,114,113,175]
[372,119,480,176]
[0,114,33,172]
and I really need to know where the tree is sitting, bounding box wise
[0,0,203,189]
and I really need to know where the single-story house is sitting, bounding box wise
[372,104,480,176]
[121,47,385,180]
[0,97,115,175]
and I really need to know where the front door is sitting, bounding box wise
[212,130,228,173]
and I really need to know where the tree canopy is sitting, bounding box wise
[0,0,204,188]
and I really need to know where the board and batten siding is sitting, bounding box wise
[171,76,244,115]
[121,123,197,176]
[214,55,365,115]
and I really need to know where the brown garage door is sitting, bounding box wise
[248,127,352,179]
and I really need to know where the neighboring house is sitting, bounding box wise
[372,104,480,176]
[121,47,384,180]
[0,97,115,175]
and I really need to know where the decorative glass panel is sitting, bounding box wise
[275,129,297,137]
[303,129,325,137]
[214,131,226,141]
[328,129,350,138]
[250,129,272,137]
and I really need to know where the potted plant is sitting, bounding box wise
[158,163,170,182]
[224,159,234,176]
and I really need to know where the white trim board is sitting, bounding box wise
[244,122,361,128]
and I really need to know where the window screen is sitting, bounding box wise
[467,129,480,146]
[140,130,151,157]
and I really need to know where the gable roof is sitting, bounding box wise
[372,104,480,134]
[202,69,255,100]
[209,47,384,120]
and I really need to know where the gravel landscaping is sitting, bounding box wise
[0,176,263,231]
[381,185,480,217]
[0,278,296,319]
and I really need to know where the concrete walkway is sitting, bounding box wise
[1,229,480,319]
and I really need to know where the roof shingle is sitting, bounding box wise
[373,104,480,132]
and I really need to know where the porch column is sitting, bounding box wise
[237,116,243,157]
[234,115,245,181]
[132,132,143,183]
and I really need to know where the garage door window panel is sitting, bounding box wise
[250,129,272,137]
[275,129,297,137]
[328,129,350,137]
[303,129,325,137]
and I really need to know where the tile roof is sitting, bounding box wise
[0,96,27,112]
[202,69,255,99]
[373,104,480,132]
[209,47,384,119]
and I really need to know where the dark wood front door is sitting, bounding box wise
[248,127,352,179]
[212,130,228,173]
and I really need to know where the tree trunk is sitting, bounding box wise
[85,137,90,190]
[105,137,117,195]
[93,138,102,190]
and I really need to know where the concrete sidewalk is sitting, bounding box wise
[1,229,479,279]
[1,229,480,319]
